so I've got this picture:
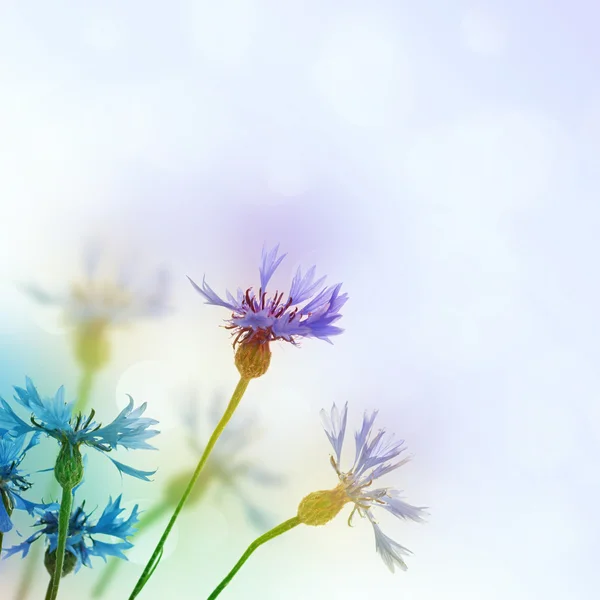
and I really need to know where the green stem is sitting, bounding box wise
[93,472,213,598]
[45,485,73,600]
[73,369,95,415]
[128,377,251,599]
[14,486,53,600]
[0,488,12,553]
[91,502,169,598]
[207,517,301,599]
[15,368,95,600]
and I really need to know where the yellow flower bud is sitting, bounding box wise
[234,341,271,380]
[297,485,349,527]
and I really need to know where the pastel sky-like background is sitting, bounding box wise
[1,1,599,599]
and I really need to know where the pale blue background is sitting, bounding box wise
[0,1,598,599]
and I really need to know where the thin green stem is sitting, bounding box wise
[45,580,52,600]
[0,488,12,554]
[16,368,94,600]
[73,368,95,415]
[46,485,73,600]
[93,473,213,598]
[128,377,251,599]
[207,517,301,600]
[91,502,169,598]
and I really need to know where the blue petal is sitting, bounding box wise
[0,497,13,533]
[106,457,156,481]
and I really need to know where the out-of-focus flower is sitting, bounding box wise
[168,392,283,529]
[4,495,139,574]
[0,378,159,481]
[21,244,170,371]
[188,244,347,378]
[297,403,427,572]
[0,433,51,535]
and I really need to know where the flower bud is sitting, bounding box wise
[297,485,349,527]
[45,548,77,578]
[73,320,110,371]
[54,443,84,490]
[234,341,271,380]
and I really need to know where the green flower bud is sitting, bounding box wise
[45,548,77,578]
[297,485,349,527]
[234,341,271,380]
[54,443,84,490]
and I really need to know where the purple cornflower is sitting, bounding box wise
[188,245,348,349]
[308,403,427,572]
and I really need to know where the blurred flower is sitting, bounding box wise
[21,243,170,371]
[4,495,139,573]
[298,403,427,572]
[171,392,283,529]
[188,244,347,378]
[0,378,159,481]
[0,433,50,534]
[23,243,170,326]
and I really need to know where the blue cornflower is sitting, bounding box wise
[299,403,427,572]
[0,433,51,534]
[22,244,170,325]
[0,378,159,481]
[4,494,139,572]
[188,244,347,349]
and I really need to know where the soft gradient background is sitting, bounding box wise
[1,1,598,599]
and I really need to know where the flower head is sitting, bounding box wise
[0,433,51,533]
[0,378,159,481]
[188,245,347,374]
[297,403,427,572]
[4,494,139,572]
[22,244,170,326]
[22,245,170,371]
[171,392,283,530]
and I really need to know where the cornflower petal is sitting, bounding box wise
[369,519,412,573]
[320,402,348,464]
[187,275,237,310]
[259,244,287,290]
[107,457,156,482]
[378,490,428,522]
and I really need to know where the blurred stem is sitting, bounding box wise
[45,485,73,600]
[207,517,301,599]
[16,368,95,600]
[128,377,251,599]
[73,368,95,415]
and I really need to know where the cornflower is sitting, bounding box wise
[0,433,50,550]
[0,378,158,600]
[189,244,347,379]
[128,245,347,599]
[22,244,170,412]
[4,495,139,585]
[207,403,427,598]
